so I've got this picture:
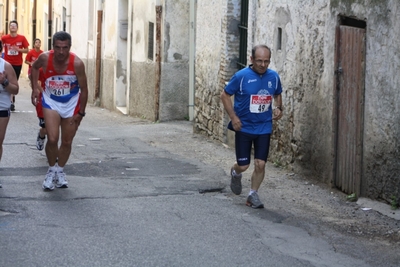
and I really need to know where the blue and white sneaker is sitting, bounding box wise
[36,131,45,151]
[42,171,55,190]
[55,171,68,188]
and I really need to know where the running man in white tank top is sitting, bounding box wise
[0,46,19,188]
[30,31,88,191]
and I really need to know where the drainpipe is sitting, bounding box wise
[125,0,133,112]
[5,0,9,33]
[189,0,196,121]
[94,0,103,103]
[32,0,37,42]
[48,0,53,49]
[154,3,162,122]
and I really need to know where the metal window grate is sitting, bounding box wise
[148,22,154,60]
[237,0,249,70]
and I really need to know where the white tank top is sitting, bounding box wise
[0,58,11,110]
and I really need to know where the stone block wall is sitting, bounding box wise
[194,0,241,143]
[194,0,400,203]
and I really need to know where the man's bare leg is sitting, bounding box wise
[246,159,266,209]
[250,159,266,191]
[57,117,78,168]
[43,108,61,167]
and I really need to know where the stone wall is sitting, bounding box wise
[194,0,241,143]
[194,0,400,203]
[248,1,336,184]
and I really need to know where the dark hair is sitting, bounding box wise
[34,38,41,42]
[251,45,271,58]
[52,31,72,47]
[9,20,18,28]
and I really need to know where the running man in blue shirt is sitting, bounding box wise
[221,44,283,208]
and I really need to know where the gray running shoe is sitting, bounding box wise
[56,172,68,188]
[246,192,264,209]
[36,131,45,151]
[230,168,242,195]
[42,171,55,190]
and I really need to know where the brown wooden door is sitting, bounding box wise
[335,25,366,196]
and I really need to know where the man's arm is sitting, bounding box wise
[273,94,283,120]
[25,51,32,66]
[221,90,241,131]
[20,37,29,54]
[74,57,88,115]
[19,47,29,54]
[31,53,46,106]
[1,62,19,95]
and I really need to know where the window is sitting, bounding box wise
[148,22,154,60]
[277,27,282,50]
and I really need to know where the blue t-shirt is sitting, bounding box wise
[225,66,282,134]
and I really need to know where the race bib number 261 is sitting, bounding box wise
[48,80,71,96]
[249,95,272,113]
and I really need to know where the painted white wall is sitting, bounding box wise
[69,0,88,58]
[102,0,118,60]
[131,0,157,62]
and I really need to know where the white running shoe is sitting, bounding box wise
[42,171,55,190]
[36,131,45,151]
[56,172,68,188]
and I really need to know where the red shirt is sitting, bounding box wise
[26,49,43,74]
[1,34,29,65]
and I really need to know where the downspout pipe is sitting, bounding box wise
[154,4,162,122]
[5,0,9,34]
[48,0,53,49]
[32,0,37,43]
[189,0,196,121]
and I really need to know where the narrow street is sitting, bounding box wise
[0,79,399,267]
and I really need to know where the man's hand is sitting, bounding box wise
[231,115,242,131]
[273,107,283,120]
[31,88,40,106]
[72,113,84,129]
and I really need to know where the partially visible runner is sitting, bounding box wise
[0,44,20,188]
[1,20,29,111]
[25,38,46,150]
[31,31,88,191]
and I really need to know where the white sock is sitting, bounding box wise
[57,166,64,173]
[48,165,57,173]
[232,169,242,176]
[249,189,257,196]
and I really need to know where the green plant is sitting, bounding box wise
[390,196,398,210]
[346,193,357,202]
[273,159,282,168]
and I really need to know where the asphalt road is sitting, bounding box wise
[0,79,399,267]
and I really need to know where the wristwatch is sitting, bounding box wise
[78,111,86,117]
[1,79,9,87]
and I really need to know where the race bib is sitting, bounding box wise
[48,80,71,96]
[249,94,272,113]
[7,49,18,56]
